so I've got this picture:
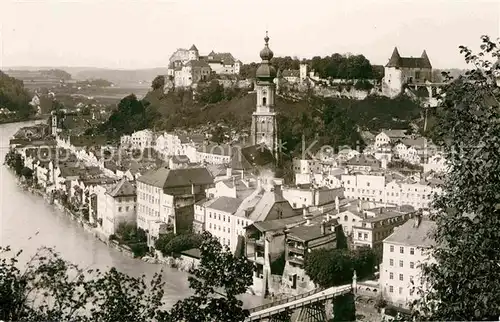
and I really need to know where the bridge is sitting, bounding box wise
[246,284,353,321]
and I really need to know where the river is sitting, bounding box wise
[0,121,264,309]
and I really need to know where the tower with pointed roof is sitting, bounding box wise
[188,44,199,61]
[383,47,433,98]
[251,32,279,162]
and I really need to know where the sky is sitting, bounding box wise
[1,0,499,69]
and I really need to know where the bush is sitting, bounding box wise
[157,233,203,257]
[354,80,374,91]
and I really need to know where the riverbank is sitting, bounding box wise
[0,115,44,125]
[20,180,212,275]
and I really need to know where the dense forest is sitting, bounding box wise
[240,54,383,80]
[0,70,35,118]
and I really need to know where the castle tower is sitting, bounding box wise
[251,31,279,161]
[188,44,199,61]
[299,63,308,82]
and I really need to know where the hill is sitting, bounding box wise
[0,70,35,119]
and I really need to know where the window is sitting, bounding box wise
[358,232,362,238]
[262,97,267,106]
[410,247,415,255]
[228,228,230,233]
[223,215,226,222]
[367,182,370,187]
[399,274,403,281]
[228,217,230,223]
[126,206,129,211]
[400,246,404,254]
[118,207,122,212]
[389,286,393,293]
[209,212,211,218]
[389,272,394,280]
[389,259,394,266]
[209,223,212,229]
[237,219,240,224]
[390,245,394,252]
[344,215,348,221]
[410,262,415,269]
[399,260,403,268]
[399,287,403,295]
[363,233,368,239]
[218,214,221,220]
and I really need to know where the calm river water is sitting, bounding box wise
[0,121,264,309]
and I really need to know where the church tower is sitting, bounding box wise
[251,32,279,161]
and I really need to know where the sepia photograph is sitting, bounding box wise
[0,0,499,321]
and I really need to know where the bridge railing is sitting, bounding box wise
[247,287,325,314]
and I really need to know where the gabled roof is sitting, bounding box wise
[384,218,436,247]
[207,196,243,214]
[189,44,198,51]
[386,47,432,69]
[107,178,136,197]
[137,167,214,189]
[186,60,210,68]
[345,154,381,167]
[287,220,339,242]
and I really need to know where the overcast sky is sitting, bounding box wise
[1,0,499,69]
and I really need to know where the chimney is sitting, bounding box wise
[356,199,362,212]
[379,207,383,214]
[226,166,232,177]
[191,183,195,195]
[335,196,340,213]
[321,221,326,235]
[302,206,308,219]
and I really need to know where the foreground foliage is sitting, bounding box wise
[413,35,500,320]
[0,232,252,322]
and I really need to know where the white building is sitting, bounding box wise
[97,178,137,238]
[136,167,214,247]
[341,173,442,210]
[121,129,155,150]
[196,144,233,165]
[380,217,436,308]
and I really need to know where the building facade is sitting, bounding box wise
[380,217,436,308]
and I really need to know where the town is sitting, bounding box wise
[2,31,457,321]
[2,0,500,319]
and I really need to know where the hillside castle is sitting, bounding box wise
[382,47,433,98]
[167,45,242,87]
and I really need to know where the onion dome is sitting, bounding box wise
[256,31,277,80]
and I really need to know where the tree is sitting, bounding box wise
[0,246,169,321]
[20,167,33,180]
[304,247,377,289]
[304,249,354,288]
[333,292,356,322]
[152,75,166,91]
[0,71,34,118]
[168,232,253,321]
[413,35,500,320]
[210,126,226,144]
[1,233,253,321]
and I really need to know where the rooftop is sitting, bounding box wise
[287,221,338,242]
[137,167,214,189]
[107,178,136,198]
[207,196,243,214]
[384,218,436,247]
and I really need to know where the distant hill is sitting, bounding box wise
[5,66,169,86]
[74,68,168,85]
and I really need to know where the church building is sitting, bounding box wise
[231,32,280,173]
[251,32,279,161]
